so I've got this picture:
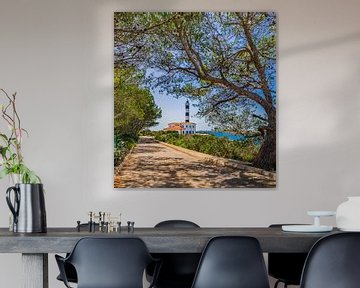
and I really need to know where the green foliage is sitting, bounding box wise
[114,132,137,167]
[114,12,275,111]
[114,67,161,138]
[203,106,267,133]
[114,66,162,166]
[0,163,41,184]
[153,131,260,163]
[0,89,41,184]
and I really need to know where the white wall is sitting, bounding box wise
[0,0,360,287]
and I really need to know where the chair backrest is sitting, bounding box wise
[300,232,360,288]
[155,220,200,228]
[191,236,269,288]
[151,220,201,286]
[67,237,154,288]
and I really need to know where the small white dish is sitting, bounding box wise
[282,225,333,233]
[307,211,336,217]
[281,210,335,232]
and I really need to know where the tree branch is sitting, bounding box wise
[238,13,274,108]
[252,113,268,123]
[174,16,270,110]
[114,14,177,32]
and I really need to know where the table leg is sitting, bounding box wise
[22,253,48,288]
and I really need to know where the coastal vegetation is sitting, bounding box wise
[114,134,137,167]
[114,67,161,166]
[145,131,261,163]
[114,12,276,171]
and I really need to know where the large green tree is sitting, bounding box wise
[114,12,276,170]
[114,67,161,138]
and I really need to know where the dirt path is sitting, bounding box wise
[114,136,276,188]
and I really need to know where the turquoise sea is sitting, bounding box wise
[200,131,247,141]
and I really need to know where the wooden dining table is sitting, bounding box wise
[0,226,339,288]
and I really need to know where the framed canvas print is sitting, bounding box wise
[114,12,276,188]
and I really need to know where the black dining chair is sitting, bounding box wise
[147,220,201,288]
[56,223,99,284]
[268,224,308,288]
[191,236,270,288]
[300,232,360,288]
[55,237,161,288]
[56,262,77,284]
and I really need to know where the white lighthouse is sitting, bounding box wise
[164,100,197,135]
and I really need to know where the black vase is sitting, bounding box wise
[6,183,47,233]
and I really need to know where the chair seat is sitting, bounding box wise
[150,252,200,288]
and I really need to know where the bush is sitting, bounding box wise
[114,133,138,166]
[153,131,261,163]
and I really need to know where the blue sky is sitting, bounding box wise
[146,69,212,131]
[152,91,211,131]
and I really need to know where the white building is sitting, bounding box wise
[164,100,197,134]
[165,122,197,134]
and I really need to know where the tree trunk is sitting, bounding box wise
[253,123,276,171]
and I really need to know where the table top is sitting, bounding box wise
[0,227,340,254]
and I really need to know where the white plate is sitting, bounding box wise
[307,211,336,217]
[282,225,333,232]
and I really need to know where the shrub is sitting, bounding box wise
[114,133,138,166]
[153,131,261,163]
